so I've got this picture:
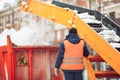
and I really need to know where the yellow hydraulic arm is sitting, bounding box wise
[21,0,120,75]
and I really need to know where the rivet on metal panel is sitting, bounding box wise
[72,24,76,27]
[109,57,111,59]
[84,33,87,38]
[68,20,72,24]
[65,8,69,11]
[24,5,28,9]
[29,8,32,13]
[21,1,27,6]
[51,16,55,21]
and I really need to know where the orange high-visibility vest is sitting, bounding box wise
[61,40,84,70]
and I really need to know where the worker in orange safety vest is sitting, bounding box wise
[55,28,89,80]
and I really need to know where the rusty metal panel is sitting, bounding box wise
[0,51,8,80]
[0,54,2,79]
[0,59,4,80]
[13,47,64,80]
[32,47,64,80]
[49,49,64,80]
[14,50,29,80]
[32,49,47,80]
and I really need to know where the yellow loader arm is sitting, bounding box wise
[21,0,120,75]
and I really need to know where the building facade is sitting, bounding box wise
[104,0,120,25]
[54,0,120,26]
[0,5,21,33]
[88,0,120,25]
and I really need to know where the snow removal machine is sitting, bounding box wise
[0,0,120,80]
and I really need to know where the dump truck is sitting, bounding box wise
[0,0,120,80]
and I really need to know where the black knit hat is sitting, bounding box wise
[69,28,77,34]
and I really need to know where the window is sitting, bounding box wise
[109,12,115,20]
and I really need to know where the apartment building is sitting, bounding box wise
[0,5,21,33]
[88,0,120,25]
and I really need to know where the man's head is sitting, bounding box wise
[69,27,77,34]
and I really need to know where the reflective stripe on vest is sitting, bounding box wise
[63,57,83,64]
[61,40,84,70]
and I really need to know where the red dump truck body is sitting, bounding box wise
[0,36,63,80]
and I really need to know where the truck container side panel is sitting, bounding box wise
[49,49,64,80]
[3,52,8,80]
[32,49,47,80]
[0,53,2,79]
[0,54,5,80]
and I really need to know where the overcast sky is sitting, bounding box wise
[0,0,15,10]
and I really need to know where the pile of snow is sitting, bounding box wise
[99,30,120,42]
[0,28,16,46]
[73,10,101,24]
[110,43,120,48]
[0,14,55,46]
[78,12,101,24]
[99,29,120,48]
